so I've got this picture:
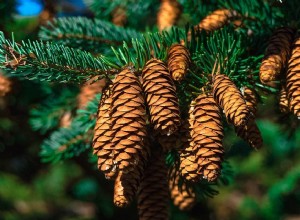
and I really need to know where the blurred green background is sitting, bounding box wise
[1,1,300,220]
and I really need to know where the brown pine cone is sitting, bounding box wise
[196,9,238,32]
[213,74,252,127]
[111,6,127,26]
[190,94,224,182]
[241,87,258,116]
[167,44,191,81]
[92,85,117,179]
[137,151,169,220]
[169,166,196,211]
[286,37,300,118]
[235,87,262,149]
[157,0,182,31]
[179,107,198,182]
[235,121,263,149]
[77,78,106,109]
[279,87,289,113]
[0,74,11,96]
[110,68,150,174]
[114,165,143,208]
[259,27,295,84]
[142,58,181,135]
[179,145,199,182]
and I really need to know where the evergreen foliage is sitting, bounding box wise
[39,17,142,53]
[1,0,300,218]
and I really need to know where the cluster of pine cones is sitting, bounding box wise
[92,43,262,219]
[259,27,300,118]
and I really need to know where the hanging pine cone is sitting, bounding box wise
[213,74,252,127]
[169,166,196,211]
[142,58,181,135]
[190,94,224,182]
[235,121,263,149]
[157,0,182,31]
[241,87,258,116]
[235,87,262,149]
[279,87,289,113]
[110,67,150,174]
[114,165,143,207]
[196,9,238,32]
[259,27,295,84]
[92,85,117,179]
[167,44,191,81]
[179,145,199,182]
[179,109,198,182]
[111,6,127,26]
[0,74,11,96]
[286,38,300,118]
[77,78,106,109]
[137,151,169,220]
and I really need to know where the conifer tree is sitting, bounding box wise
[1,0,300,219]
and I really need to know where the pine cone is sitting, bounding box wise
[241,87,258,116]
[286,38,300,118]
[235,87,262,149]
[142,58,181,135]
[179,145,199,182]
[77,78,106,109]
[157,0,182,31]
[114,165,143,207]
[137,151,169,220]
[235,121,263,149]
[0,74,11,96]
[92,85,117,179]
[190,94,224,182]
[259,27,295,84]
[196,9,238,32]
[169,166,196,211]
[110,68,150,174]
[167,44,191,81]
[279,87,289,113]
[111,6,127,26]
[213,74,251,127]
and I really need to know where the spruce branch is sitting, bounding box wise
[112,27,186,70]
[0,32,119,83]
[39,17,142,53]
[40,94,100,163]
[192,27,244,77]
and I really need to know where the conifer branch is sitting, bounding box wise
[39,17,142,52]
[112,27,186,69]
[0,33,119,83]
[41,94,100,162]
[192,27,244,76]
